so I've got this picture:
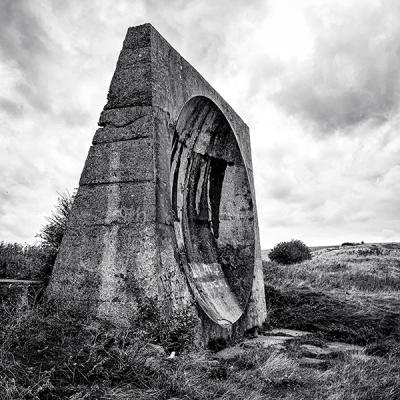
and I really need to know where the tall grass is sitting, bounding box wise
[1,240,400,398]
[2,299,398,400]
[1,296,400,398]
[0,242,56,281]
[264,245,400,292]
[264,244,400,345]
[0,192,74,282]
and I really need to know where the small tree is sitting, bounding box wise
[269,239,311,265]
[39,191,75,252]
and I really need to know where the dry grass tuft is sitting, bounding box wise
[321,353,400,400]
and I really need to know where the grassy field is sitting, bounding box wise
[1,243,400,399]
[264,243,400,344]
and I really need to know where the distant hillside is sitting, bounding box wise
[262,242,400,261]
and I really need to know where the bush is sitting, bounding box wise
[134,296,199,352]
[0,191,75,282]
[0,242,56,281]
[269,240,311,265]
[38,191,75,252]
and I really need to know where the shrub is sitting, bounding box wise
[134,296,199,352]
[38,191,75,252]
[269,240,311,265]
[0,242,55,281]
[0,191,75,282]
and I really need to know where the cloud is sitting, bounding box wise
[0,0,55,113]
[253,108,400,245]
[0,0,398,247]
[269,0,400,133]
[0,97,23,116]
[0,0,149,243]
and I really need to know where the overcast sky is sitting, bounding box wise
[1,0,399,248]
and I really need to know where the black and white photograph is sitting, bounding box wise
[0,1,399,399]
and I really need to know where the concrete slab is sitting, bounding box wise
[299,357,328,368]
[241,335,294,349]
[327,342,365,353]
[300,345,332,358]
[213,347,246,361]
[267,328,312,337]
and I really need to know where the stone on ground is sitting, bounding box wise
[145,343,166,357]
[241,335,294,349]
[300,344,332,358]
[266,328,311,337]
[327,342,365,353]
[299,357,328,368]
[214,346,246,361]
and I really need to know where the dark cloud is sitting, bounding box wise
[270,1,400,132]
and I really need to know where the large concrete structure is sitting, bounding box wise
[48,23,266,344]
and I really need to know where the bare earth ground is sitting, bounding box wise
[1,243,400,399]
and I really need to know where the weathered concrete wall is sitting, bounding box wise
[47,23,266,344]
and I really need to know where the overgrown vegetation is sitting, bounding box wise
[0,301,200,399]
[38,191,75,252]
[134,296,199,352]
[1,298,400,399]
[264,244,400,345]
[269,239,312,265]
[0,242,54,281]
[1,204,400,399]
[0,192,74,282]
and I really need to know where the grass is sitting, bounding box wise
[265,244,400,292]
[0,242,56,282]
[1,243,400,399]
[264,244,400,344]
